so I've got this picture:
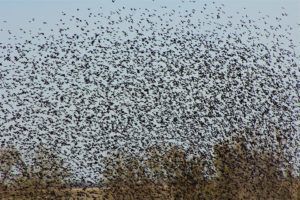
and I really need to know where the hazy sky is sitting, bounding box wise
[0,0,299,52]
[0,0,299,182]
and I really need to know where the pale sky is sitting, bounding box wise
[0,0,299,52]
[0,0,299,182]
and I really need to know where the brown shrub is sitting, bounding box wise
[0,146,72,199]
[102,134,299,199]
[102,146,209,199]
[1,133,299,199]
[213,135,296,199]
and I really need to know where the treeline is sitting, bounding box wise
[1,133,300,199]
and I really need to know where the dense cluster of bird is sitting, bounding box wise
[0,1,299,183]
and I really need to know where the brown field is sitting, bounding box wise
[1,183,300,200]
[0,187,103,200]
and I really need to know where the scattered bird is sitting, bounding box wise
[0,1,298,184]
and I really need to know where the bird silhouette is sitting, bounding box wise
[0,1,299,187]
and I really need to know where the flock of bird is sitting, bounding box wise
[0,1,299,183]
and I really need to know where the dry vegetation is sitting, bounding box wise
[0,146,72,199]
[1,134,300,199]
[101,134,300,200]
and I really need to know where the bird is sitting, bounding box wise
[0,1,298,190]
